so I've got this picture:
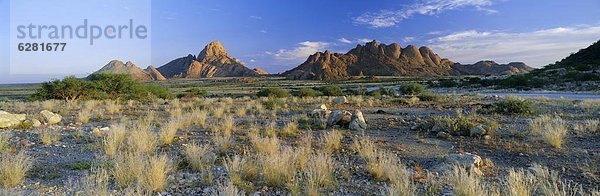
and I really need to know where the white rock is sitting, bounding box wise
[444,153,484,176]
[99,127,110,132]
[327,110,352,127]
[349,110,367,131]
[40,110,62,125]
[0,111,27,128]
[332,96,348,105]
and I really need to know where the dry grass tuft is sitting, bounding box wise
[303,153,336,193]
[249,132,280,155]
[77,108,92,124]
[113,152,145,188]
[103,124,127,157]
[68,168,110,195]
[529,115,568,148]
[0,151,33,188]
[321,129,343,154]
[212,133,232,154]
[139,154,172,192]
[38,128,60,145]
[281,121,300,137]
[184,143,215,172]
[127,122,158,154]
[159,117,182,146]
[260,147,296,187]
[105,100,121,115]
[0,133,11,152]
[574,119,599,134]
[447,165,497,196]
[505,168,535,196]
[530,164,584,196]
[352,136,378,163]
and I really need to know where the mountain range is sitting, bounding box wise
[284,41,533,80]
[90,40,534,81]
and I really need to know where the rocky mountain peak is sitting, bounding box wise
[198,41,228,60]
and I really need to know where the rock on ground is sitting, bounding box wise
[40,110,62,125]
[349,110,367,131]
[0,110,27,128]
[327,110,352,127]
[332,96,348,105]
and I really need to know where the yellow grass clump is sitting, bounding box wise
[0,151,33,188]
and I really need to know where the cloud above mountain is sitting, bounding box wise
[428,25,600,67]
[273,41,332,60]
[354,0,495,28]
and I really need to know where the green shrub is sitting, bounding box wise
[88,73,141,100]
[400,83,425,95]
[417,116,499,136]
[319,85,343,96]
[439,79,459,87]
[418,91,440,101]
[178,88,207,98]
[257,87,289,98]
[367,90,382,97]
[141,85,172,100]
[32,76,94,102]
[263,98,285,110]
[494,96,536,115]
[32,74,171,102]
[292,88,322,97]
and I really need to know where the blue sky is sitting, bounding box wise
[1,0,600,83]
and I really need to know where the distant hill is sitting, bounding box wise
[283,40,532,80]
[452,61,533,76]
[157,41,259,78]
[91,60,163,81]
[528,40,600,83]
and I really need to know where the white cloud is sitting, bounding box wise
[358,38,373,43]
[250,15,262,20]
[250,59,256,62]
[354,0,495,28]
[273,41,331,60]
[260,30,268,33]
[402,37,416,43]
[428,25,600,67]
[338,38,353,44]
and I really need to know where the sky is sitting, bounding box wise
[1,0,600,84]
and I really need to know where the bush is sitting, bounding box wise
[418,91,440,101]
[400,83,424,96]
[439,79,459,87]
[494,96,536,115]
[292,88,322,97]
[257,88,289,98]
[141,85,172,100]
[263,98,285,110]
[178,88,207,98]
[32,74,171,102]
[88,73,142,100]
[32,76,94,102]
[319,85,343,96]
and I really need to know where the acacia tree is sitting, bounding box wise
[33,76,92,102]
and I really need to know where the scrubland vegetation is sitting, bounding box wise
[0,76,598,195]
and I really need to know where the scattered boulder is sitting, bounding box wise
[309,104,331,118]
[469,125,487,137]
[434,153,485,176]
[436,131,451,140]
[327,110,352,127]
[332,96,348,105]
[349,110,367,131]
[40,110,62,125]
[0,111,27,128]
[31,119,42,127]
